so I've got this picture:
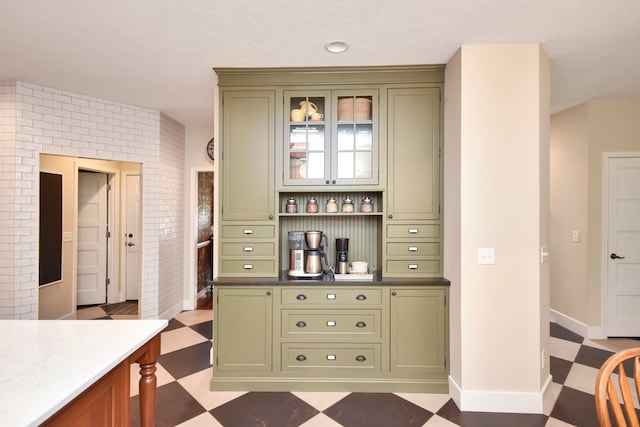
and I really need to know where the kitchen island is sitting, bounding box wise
[211,275,449,393]
[0,319,167,426]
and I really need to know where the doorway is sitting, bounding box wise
[605,155,640,336]
[196,171,214,309]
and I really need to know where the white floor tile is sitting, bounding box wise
[563,363,600,395]
[299,413,343,427]
[161,326,208,355]
[542,381,563,416]
[176,412,224,427]
[291,391,350,411]
[178,369,247,411]
[395,393,451,413]
[544,416,576,427]
[129,361,175,396]
[423,414,459,427]
[174,309,213,326]
[549,336,581,362]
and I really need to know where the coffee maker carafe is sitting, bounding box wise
[287,230,329,278]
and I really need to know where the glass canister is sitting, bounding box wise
[325,196,338,213]
[306,197,318,213]
[360,196,373,213]
[342,196,354,213]
[285,196,298,213]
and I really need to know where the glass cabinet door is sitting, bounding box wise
[333,91,378,185]
[284,92,330,186]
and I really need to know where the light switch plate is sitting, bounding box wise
[478,248,495,265]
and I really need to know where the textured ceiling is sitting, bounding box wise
[1,0,639,127]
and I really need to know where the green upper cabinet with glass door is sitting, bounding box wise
[283,89,379,189]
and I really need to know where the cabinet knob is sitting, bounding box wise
[331,179,336,185]
[268,215,273,220]
[388,214,393,219]
[296,354,307,362]
[325,180,330,185]
[355,355,366,362]
[355,321,367,328]
[296,321,307,328]
[392,291,397,296]
[356,294,367,301]
[296,294,307,301]
[266,290,271,296]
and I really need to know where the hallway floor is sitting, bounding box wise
[77,307,639,426]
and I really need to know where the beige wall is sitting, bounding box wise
[445,44,550,412]
[550,99,640,331]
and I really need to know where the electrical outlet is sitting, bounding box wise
[478,248,495,265]
[541,349,546,369]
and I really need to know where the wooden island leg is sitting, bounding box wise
[134,334,161,427]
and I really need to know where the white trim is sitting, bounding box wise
[448,375,549,414]
[549,308,606,339]
[159,301,182,322]
[601,152,640,338]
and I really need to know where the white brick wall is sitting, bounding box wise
[0,81,185,319]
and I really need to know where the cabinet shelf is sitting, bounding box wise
[278,212,383,217]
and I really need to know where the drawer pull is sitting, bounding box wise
[408,264,418,270]
[355,355,367,362]
[326,294,336,300]
[242,229,254,235]
[355,321,367,328]
[326,320,336,327]
[242,264,254,270]
[296,294,307,301]
[356,294,367,301]
[327,354,336,361]
[408,246,418,252]
[243,246,254,252]
[408,228,419,235]
[296,321,307,328]
[296,355,307,362]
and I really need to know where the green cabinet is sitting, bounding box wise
[211,283,448,393]
[390,287,448,378]
[384,87,442,277]
[213,287,273,374]
[283,89,379,188]
[218,90,277,276]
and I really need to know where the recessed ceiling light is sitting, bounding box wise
[325,41,349,53]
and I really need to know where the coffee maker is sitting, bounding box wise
[335,238,349,274]
[287,230,329,278]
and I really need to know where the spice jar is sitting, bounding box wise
[325,196,338,213]
[360,196,373,213]
[342,196,354,213]
[305,197,318,213]
[285,196,298,213]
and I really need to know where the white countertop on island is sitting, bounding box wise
[0,319,167,426]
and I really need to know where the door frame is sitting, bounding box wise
[186,166,214,311]
[601,151,640,336]
[74,160,120,305]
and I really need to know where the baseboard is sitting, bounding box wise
[159,301,182,321]
[549,308,605,339]
[448,375,547,414]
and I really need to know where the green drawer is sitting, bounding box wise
[221,225,275,239]
[385,260,440,275]
[282,309,381,339]
[386,224,439,239]
[386,242,440,257]
[282,288,382,306]
[220,260,276,275]
[221,242,275,256]
[282,343,381,372]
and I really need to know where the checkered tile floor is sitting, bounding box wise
[79,308,639,426]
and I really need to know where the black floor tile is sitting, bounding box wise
[163,318,186,332]
[130,381,206,427]
[574,345,614,370]
[158,341,212,380]
[190,320,213,340]
[550,386,599,427]
[550,323,584,344]
[437,399,548,427]
[550,355,573,384]
[210,392,318,427]
[324,393,433,427]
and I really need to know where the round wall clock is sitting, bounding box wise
[206,138,215,161]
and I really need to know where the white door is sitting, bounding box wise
[77,171,108,306]
[606,156,640,336]
[125,174,141,301]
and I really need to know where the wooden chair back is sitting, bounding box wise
[595,347,640,427]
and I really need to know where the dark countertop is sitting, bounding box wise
[213,271,450,287]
